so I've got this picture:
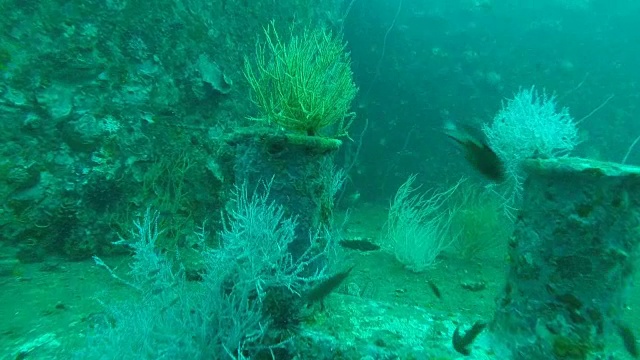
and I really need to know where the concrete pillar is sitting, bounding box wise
[491,157,640,358]
[224,128,341,270]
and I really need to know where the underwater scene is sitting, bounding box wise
[1,0,639,359]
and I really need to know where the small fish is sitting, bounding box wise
[443,120,505,182]
[339,238,380,252]
[151,287,165,296]
[305,265,355,306]
[555,292,583,311]
[616,321,639,358]
[452,321,487,356]
[427,280,441,299]
[159,296,180,314]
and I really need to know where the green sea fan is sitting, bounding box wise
[449,182,513,260]
[244,22,357,138]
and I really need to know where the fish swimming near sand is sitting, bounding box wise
[339,238,380,252]
[305,265,355,308]
[452,320,487,356]
[427,280,442,299]
[442,120,505,182]
[616,321,639,358]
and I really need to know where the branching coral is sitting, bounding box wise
[244,22,357,138]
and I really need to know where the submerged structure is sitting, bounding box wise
[223,22,355,272]
[225,129,342,269]
[491,157,640,358]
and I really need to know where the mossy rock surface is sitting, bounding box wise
[523,157,640,178]
[226,127,342,154]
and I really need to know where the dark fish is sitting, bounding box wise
[555,292,583,311]
[616,321,639,358]
[151,287,165,295]
[147,269,161,277]
[427,280,441,299]
[452,321,487,356]
[305,265,355,305]
[339,238,380,252]
[159,296,180,314]
[443,120,505,182]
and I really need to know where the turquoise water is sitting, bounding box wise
[1,0,639,359]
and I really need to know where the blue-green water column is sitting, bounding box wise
[225,128,341,270]
[491,157,640,358]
